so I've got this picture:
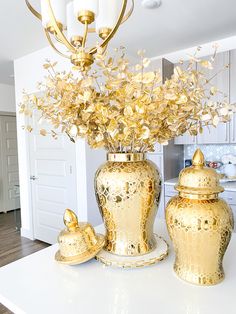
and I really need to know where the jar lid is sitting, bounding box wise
[55,209,105,265]
[175,149,224,198]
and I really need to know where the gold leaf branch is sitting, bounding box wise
[20,47,235,153]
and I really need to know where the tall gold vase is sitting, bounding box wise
[166,149,234,285]
[95,153,161,256]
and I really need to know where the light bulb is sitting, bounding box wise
[73,0,98,24]
[41,0,66,29]
[67,2,84,45]
[96,0,120,38]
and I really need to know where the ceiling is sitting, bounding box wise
[0,0,236,85]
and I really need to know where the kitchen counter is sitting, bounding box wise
[165,177,236,192]
[0,220,236,314]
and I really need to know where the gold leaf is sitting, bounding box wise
[212,115,220,126]
[43,63,51,69]
[143,58,150,68]
[200,60,213,69]
[40,129,47,136]
[210,86,218,95]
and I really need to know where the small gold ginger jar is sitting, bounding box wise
[55,209,105,265]
[95,153,161,256]
[165,149,234,285]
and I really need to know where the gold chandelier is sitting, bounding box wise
[25,0,134,69]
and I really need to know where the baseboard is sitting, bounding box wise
[20,227,35,240]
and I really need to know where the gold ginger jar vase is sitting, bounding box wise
[165,149,234,286]
[95,153,161,256]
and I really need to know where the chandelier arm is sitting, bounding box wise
[45,30,70,59]
[82,22,89,48]
[89,0,129,55]
[121,0,134,23]
[46,0,76,53]
[87,0,134,34]
[25,0,42,20]
[24,0,133,34]
[54,34,66,45]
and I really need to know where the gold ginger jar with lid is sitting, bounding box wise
[95,153,161,256]
[55,209,105,265]
[165,149,234,285]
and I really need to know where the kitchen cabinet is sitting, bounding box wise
[230,49,236,143]
[197,123,230,144]
[174,134,196,145]
[175,51,232,145]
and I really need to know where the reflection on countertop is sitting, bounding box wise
[165,177,236,192]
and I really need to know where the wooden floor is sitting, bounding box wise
[0,211,49,314]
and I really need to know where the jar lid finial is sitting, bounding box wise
[63,208,79,232]
[192,149,205,167]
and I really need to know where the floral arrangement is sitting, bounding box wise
[20,46,234,152]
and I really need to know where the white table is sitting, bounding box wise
[0,220,236,314]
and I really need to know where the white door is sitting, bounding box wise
[29,114,77,244]
[0,115,20,212]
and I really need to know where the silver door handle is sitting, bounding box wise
[30,175,38,181]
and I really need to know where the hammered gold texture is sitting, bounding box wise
[55,209,105,265]
[95,155,161,256]
[166,195,234,285]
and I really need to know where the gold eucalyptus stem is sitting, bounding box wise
[131,130,135,153]
[204,66,229,86]
[141,57,144,93]
[82,21,88,48]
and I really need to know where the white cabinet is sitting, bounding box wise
[175,123,230,145]
[230,49,236,143]
[197,123,230,144]
[230,115,236,143]
[175,134,196,145]
[175,51,231,145]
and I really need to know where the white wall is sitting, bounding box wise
[0,83,15,112]
[14,45,105,239]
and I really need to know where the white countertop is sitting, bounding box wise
[165,177,236,191]
[164,177,179,186]
[0,220,236,314]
